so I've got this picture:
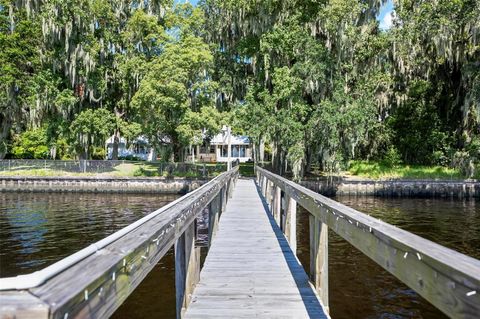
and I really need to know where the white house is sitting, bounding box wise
[187,133,253,163]
[105,136,155,161]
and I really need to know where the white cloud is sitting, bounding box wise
[380,10,393,30]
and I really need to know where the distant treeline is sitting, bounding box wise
[1,0,479,178]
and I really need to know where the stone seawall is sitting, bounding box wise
[300,179,480,198]
[0,177,209,194]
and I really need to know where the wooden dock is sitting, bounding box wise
[185,179,329,318]
[1,166,479,319]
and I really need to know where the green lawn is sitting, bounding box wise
[238,162,255,177]
[347,160,469,180]
[0,162,225,178]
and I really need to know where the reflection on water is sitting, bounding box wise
[0,192,178,277]
[1,193,479,318]
[296,197,480,319]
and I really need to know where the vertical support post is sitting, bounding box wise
[266,180,273,209]
[273,186,281,225]
[262,176,267,196]
[175,222,201,318]
[309,215,329,311]
[269,182,275,209]
[208,195,220,248]
[228,177,234,198]
[221,185,227,213]
[284,195,297,254]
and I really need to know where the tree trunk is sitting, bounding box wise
[0,113,11,159]
[80,147,89,160]
[259,137,265,162]
[50,146,57,160]
[304,147,312,174]
[172,138,182,162]
[111,128,120,160]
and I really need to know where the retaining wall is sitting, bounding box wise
[300,179,480,198]
[0,177,209,194]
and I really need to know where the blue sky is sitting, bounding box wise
[175,0,199,5]
[378,0,394,30]
[178,0,394,30]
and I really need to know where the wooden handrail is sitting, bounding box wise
[256,166,480,319]
[0,167,238,319]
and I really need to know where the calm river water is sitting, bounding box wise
[1,192,479,318]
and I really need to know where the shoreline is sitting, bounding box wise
[0,176,209,194]
[2,175,479,198]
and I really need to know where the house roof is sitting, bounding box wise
[211,133,250,145]
[105,135,150,145]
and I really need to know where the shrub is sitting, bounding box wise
[92,147,106,160]
[34,145,49,159]
[383,146,402,168]
[10,128,50,159]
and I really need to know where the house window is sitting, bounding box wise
[221,145,247,158]
[210,146,216,154]
[221,145,228,157]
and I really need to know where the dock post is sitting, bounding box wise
[309,215,329,311]
[267,180,273,209]
[264,179,270,205]
[273,186,281,225]
[284,195,297,254]
[228,176,234,198]
[221,185,227,213]
[175,221,201,318]
[262,176,267,196]
[208,194,220,248]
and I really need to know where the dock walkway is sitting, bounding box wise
[185,179,329,318]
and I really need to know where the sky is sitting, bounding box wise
[378,0,395,30]
[178,0,395,30]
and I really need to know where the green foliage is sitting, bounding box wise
[383,147,402,168]
[91,147,106,160]
[10,128,50,159]
[238,162,255,177]
[132,14,221,160]
[3,0,480,181]
[70,108,116,159]
[348,160,463,180]
[204,0,480,178]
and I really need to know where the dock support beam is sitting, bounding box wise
[273,186,281,224]
[175,222,200,319]
[208,194,220,248]
[284,195,297,254]
[309,216,329,312]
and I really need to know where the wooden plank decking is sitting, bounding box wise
[185,179,329,318]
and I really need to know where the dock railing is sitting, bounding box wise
[256,166,480,318]
[0,167,238,319]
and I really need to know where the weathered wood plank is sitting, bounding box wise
[256,166,480,319]
[208,194,220,248]
[0,168,238,319]
[273,186,281,225]
[0,291,49,319]
[175,222,201,318]
[309,216,328,311]
[185,179,329,318]
[284,195,297,254]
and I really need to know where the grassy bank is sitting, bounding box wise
[347,161,471,180]
[0,162,225,178]
[239,163,255,177]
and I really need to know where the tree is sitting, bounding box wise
[132,4,221,161]
[0,2,41,158]
[69,108,115,159]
